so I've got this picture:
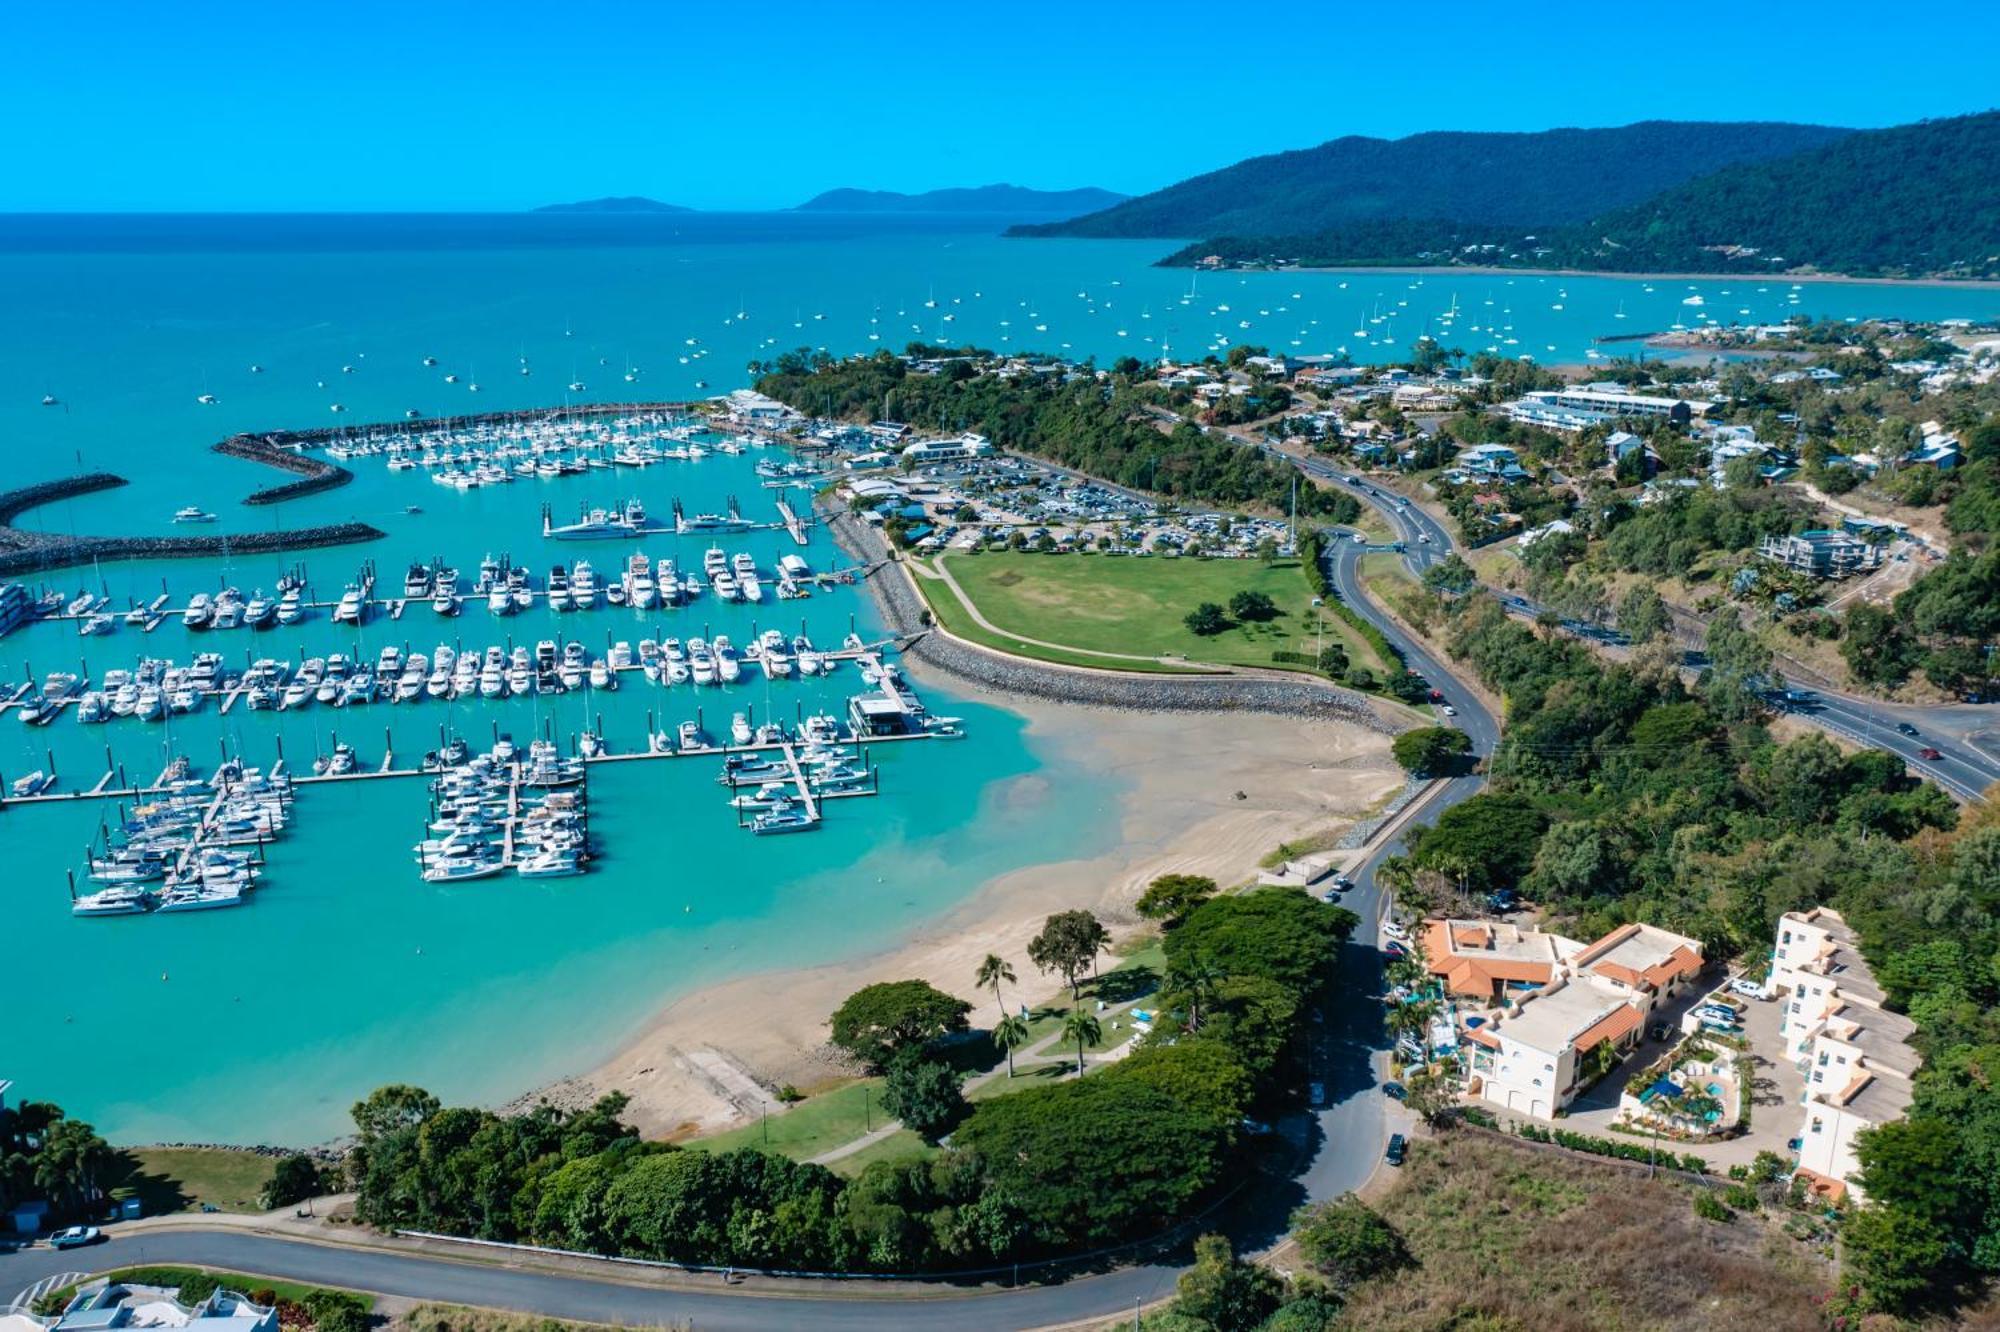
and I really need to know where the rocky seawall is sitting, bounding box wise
[213,433,356,506]
[0,473,383,579]
[824,507,1402,736]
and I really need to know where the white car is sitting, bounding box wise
[1440,705,1457,717]
[1383,920,1410,942]
[1418,533,1432,544]
[1351,532,1366,543]
[1729,979,1766,1000]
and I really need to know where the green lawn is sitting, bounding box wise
[933,551,1390,675]
[105,1147,276,1215]
[826,1130,933,1177]
[685,1078,886,1161]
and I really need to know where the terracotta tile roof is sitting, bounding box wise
[1570,1002,1643,1054]
[1569,922,1641,969]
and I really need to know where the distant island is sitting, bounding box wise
[533,196,694,214]
[795,183,1125,220]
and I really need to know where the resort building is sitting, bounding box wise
[721,389,796,426]
[1517,387,1716,426]
[1567,922,1706,1013]
[901,432,995,464]
[1422,919,1576,1000]
[1464,977,1646,1121]
[1758,530,1884,578]
[1430,917,1707,1122]
[1769,908,1920,1202]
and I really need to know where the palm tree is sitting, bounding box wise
[993,1013,1030,1078]
[1166,954,1223,1031]
[32,1118,110,1213]
[975,953,1016,1023]
[1061,1008,1102,1076]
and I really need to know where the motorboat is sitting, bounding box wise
[752,805,818,835]
[72,886,154,916]
[173,506,216,523]
[333,584,365,624]
[730,712,753,746]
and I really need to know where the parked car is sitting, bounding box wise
[49,1226,102,1249]
[1383,920,1410,941]
[1386,1134,1407,1166]
[1700,1019,1741,1035]
[1729,979,1766,1000]
[1488,889,1521,912]
[1331,875,1355,892]
[1440,705,1458,717]
[1383,940,1409,958]
[1383,1081,1408,1101]
[1696,1007,1739,1024]
[1240,1116,1275,1137]
[1647,1022,1673,1042]
[1309,1081,1327,1107]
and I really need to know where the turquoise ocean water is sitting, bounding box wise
[3,214,1997,1144]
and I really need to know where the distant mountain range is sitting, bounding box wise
[1011,122,1849,240]
[794,184,1125,218]
[1021,114,2000,281]
[534,196,693,214]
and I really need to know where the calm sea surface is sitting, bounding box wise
[2,213,1995,1144]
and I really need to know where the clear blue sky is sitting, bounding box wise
[8,0,1996,211]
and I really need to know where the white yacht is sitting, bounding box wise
[332,584,365,624]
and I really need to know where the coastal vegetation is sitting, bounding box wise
[755,346,1353,517]
[1,1095,112,1223]
[344,889,1354,1275]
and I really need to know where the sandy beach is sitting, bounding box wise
[527,688,1400,1139]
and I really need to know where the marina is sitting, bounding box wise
[8,208,1997,1148]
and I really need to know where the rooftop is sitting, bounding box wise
[1572,921,1704,991]
[1496,978,1641,1056]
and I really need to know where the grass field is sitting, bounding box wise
[932,551,1390,675]
[685,1078,886,1160]
[105,1147,276,1215]
[1337,1133,1831,1332]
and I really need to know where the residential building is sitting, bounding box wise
[1758,530,1884,578]
[21,1283,279,1332]
[1450,444,1531,483]
[1769,908,1919,1202]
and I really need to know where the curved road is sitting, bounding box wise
[1283,446,1994,803]
[1,481,1502,1324]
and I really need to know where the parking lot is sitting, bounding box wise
[1553,976,1802,1168]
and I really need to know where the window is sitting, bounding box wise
[1813,1072,1824,1083]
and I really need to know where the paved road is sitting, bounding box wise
[1279,444,1993,803]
